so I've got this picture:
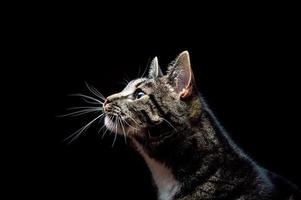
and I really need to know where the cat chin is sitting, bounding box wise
[104,116,168,145]
[104,116,140,136]
[104,116,122,134]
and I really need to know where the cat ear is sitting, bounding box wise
[167,51,195,99]
[148,57,163,79]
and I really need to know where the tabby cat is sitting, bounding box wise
[99,51,300,199]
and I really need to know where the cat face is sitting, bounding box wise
[103,51,200,143]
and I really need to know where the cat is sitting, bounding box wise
[98,51,300,200]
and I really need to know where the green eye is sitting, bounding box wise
[135,91,145,99]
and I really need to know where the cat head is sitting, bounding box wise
[103,51,202,145]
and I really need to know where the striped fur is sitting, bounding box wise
[103,51,300,200]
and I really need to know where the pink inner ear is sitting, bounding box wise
[180,88,190,99]
[177,70,190,93]
[169,51,193,97]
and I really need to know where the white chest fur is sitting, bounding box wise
[133,140,180,200]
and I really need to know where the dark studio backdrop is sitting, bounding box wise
[7,5,300,199]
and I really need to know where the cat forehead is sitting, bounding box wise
[123,78,148,91]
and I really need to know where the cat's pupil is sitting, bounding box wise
[136,91,145,99]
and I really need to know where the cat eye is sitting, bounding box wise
[134,90,146,100]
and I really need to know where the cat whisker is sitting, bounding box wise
[122,78,130,86]
[85,82,106,101]
[122,118,139,130]
[161,118,177,131]
[97,115,106,138]
[98,118,108,134]
[97,113,106,126]
[64,113,104,143]
[66,106,102,110]
[111,105,122,112]
[119,117,127,144]
[82,98,103,105]
[139,58,151,78]
[122,112,142,127]
[101,115,113,140]
[112,116,118,148]
[136,66,142,78]
[69,93,104,105]
[58,108,102,118]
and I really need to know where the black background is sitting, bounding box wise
[6,4,300,199]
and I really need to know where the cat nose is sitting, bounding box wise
[103,98,112,111]
[103,94,120,111]
[103,99,109,107]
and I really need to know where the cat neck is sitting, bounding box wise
[132,107,270,199]
[132,139,181,200]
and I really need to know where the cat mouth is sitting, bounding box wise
[104,115,175,143]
